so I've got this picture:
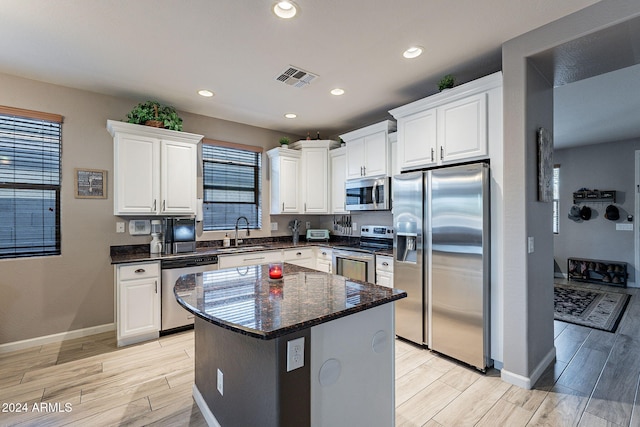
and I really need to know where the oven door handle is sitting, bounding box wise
[332,250,375,262]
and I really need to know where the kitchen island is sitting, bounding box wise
[175,263,406,427]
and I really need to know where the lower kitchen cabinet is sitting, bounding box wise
[375,255,394,288]
[116,261,161,347]
[283,247,315,268]
[316,247,333,273]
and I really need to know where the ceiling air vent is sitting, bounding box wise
[276,66,318,88]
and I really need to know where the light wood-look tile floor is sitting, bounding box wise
[0,281,637,426]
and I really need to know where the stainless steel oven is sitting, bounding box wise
[332,225,394,283]
[332,248,376,283]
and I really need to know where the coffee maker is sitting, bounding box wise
[150,220,163,254]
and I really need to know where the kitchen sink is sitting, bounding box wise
[216,245,268,253]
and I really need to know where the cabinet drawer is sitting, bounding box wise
[316,247,333,261]
[118,262,160,281]
[218,250,282,269]
[376,256,393,273]
[283,247,314,261]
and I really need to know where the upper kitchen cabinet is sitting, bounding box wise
[329,146,348,214]
[341,120,397,179]
[107,120,203,216]
[267,147,301,214]
[268,140,340,215]
[389,72,502,171]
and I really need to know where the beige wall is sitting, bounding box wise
[0,72,297,344]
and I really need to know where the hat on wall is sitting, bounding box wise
[568,205,581,221]
[579,206,592,220]
[605,204,620,221]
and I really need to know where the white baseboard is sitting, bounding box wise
[193,384,221,427]
[0,323,115,354]
[501,346,556,389]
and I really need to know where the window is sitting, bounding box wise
[552,165,560,234]
[0,106,62,259]
[202,140,262,231]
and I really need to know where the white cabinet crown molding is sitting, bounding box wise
[339,120,397,142]
[389,72,502,119]
[107,120,203,143]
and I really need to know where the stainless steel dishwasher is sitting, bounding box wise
[160,255,218,334]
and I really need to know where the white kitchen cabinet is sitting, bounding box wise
[267,147,301,214]
[218,250,282,269]
[315,247,333,273]
[283,247,315,268]
[107,120,202,216]
[389,72,501,171]
[375,255,393,289]
[341,120,396,179]
[301,147,329,213]
[330,147,348,214]
[116,261,160,347]
[268,141,339,215]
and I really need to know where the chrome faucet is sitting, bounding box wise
[234,216,250,247]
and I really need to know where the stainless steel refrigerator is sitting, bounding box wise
[393,162,490,370]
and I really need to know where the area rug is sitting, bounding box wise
[554,283,631,333]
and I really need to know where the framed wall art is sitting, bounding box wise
[75,168,107,199]
[537,127,553,202]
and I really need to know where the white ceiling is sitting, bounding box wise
[2,0,625,146]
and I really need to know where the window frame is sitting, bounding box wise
[201,139,263,232]
[0,106,63,259]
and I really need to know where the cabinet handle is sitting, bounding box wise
[153,200,156,211]
[155,280,158,294]
[322,252,327,255]
[163,200,166,211]
[363,166,366,176]
[282,202,284,212]
[296,252,302,256]
[135,268,146,273]
[304,203,307,212]
[431,148,434,162]
[440,146,444,160]
[360,166,363,176]
[382,262,389,266]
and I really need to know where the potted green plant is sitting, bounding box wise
[438,74,455,92]
[279,136,290,148]
[126,101,183,131]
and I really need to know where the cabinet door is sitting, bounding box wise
[114,133,159,214]
[398,109,437,171]
[302,148,329,213]
[376,271,393,288]
[119,277,160,339]
[330,148,348,214]
[363,131,388,177]
[161,139,198,214]
[280,155,300,213]
[346,138,365,179]
[439,93,487,164]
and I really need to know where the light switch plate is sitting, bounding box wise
[116,222,125,233]
[270,222,278,231]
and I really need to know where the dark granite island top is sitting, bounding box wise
[174,263,406,340]
[175,263,406,427]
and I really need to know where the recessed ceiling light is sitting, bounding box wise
[273,1,298,19]
[403,46,423,59]
[198,89,214,97]
[284,113,297,119]
[330,88,345,96]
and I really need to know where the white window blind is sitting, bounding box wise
[0,107,62,258]
[202,141,262,231]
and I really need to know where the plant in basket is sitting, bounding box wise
[126,101,183,131]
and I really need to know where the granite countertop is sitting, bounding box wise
[110,238,393,264]
[174,263,406,340]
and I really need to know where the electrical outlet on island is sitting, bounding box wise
[287,337,305,372]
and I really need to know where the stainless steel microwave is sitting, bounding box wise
[345,177,391,211]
